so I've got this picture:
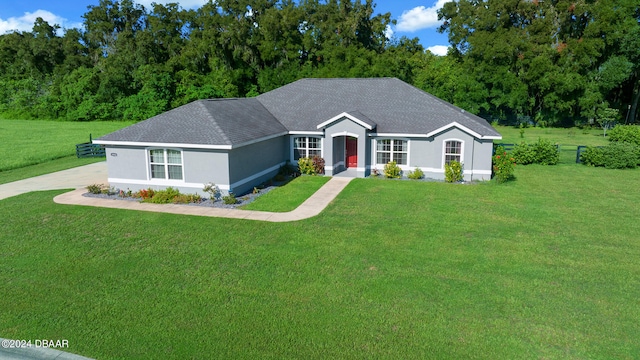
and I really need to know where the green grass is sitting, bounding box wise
[0,156,104,185]
[0,119,133,172]
[494,125,611,164]
[241,175,331,212]
[1,164,639,359]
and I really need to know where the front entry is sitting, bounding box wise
[346,137,357,168]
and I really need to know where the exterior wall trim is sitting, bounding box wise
[330,131,359,138]
[316,112,375,130]
[426,121,502,140]
[94,131,288,150]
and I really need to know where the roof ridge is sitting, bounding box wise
[196,100,231,145]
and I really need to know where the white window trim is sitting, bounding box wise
[442,139,464,168]
[290,136,323,161]
[146,148,185,182]
[373,138,410,167]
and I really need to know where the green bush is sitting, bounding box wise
[511,142,536,165]
[407,167,424,180]
[222,193,238,205]
[383,161,402,179]
[144,187,181,204]
[580,146,605,167]
[581,143,640,169]
[86,183,104,194]
[492,146,515,183]
[510,139,559,165]
[445,160,463,183]
[173,194,202,204]
[533,138,560,165]
[602,142,640,169]
[608,125,640,146]
[298,157,316,175]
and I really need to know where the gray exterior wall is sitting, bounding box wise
[228,136,287,195]
[104,146,148,181]
[322,119,369,177]
[105,145,230,196]
[369,127,493,181]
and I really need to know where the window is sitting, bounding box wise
[444,140,462,165]
[149,149,183,180]
[293,137,321,160]
[376,139,407,165]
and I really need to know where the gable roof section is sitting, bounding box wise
[316,111,377,130]
[257,78,501,138]
[96,98,287,148]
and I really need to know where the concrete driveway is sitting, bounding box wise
[0,162,107,201]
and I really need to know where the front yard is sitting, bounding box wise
[0,163,638,359]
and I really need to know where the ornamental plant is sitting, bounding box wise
[383,161,402,178]
[444,160,463,183]
[312,156,325,175]
[203,182,220,201]
[492,146,515,183]
[407,167,424,180]
[298,157,315,175]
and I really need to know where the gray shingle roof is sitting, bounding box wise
[98,98,286,146]
[98,78,500,146]
[257,78,500,137]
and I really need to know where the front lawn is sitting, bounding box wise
[0,164,638,359]
[241,175,330,212]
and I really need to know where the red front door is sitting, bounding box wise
[346,137,358,168]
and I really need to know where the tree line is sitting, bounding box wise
[0,0,637,125]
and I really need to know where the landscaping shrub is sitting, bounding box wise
[172,194,202,204]
[608,125,640,146]
[510,139,559,165]
[383,161,402,179]
[533,138,560,165]
[407,167,424,180]
[492,146,515,183]
[86,183,104,194]
[203,182,219,201]
[298,157,315,175]
[511,142,536,165]
[222,193,238,204]
[581,143,640,169]
[144,187,181,204]
[602,142,640,169]
[278,161,297,177]
[312,156,325,175]
[580,146,605,167]
[136,188,155,200]
[445,160,463,183]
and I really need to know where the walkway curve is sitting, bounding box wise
[53,176,352,222]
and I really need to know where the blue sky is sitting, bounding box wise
[0,0,450,55]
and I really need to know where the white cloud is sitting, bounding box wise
[0,10,76,35]
[134,0,208,10]
[427,45,449,56]
[385,25,394,40]
[396,0,449,32]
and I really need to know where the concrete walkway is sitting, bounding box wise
[0,162,107,201]
[0,161,353,222]
[53,176,352,222]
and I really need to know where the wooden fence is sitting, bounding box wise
[76,134,105,158]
